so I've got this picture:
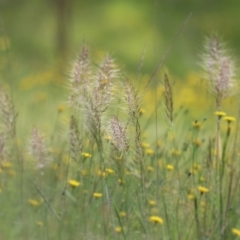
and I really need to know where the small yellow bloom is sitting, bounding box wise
[146,149,154,155]
[232,228,240,236]
[188,194,195,200]
[57,105,65,113]
[81,152,92,158]
[1,161,12,169]
[172,149,181,156]
[166,164,174,171]
[200,177,205,182]
[192,120,201,129]
[198,186,209,194]
[105,168,114,174]
[142,142,150,148]
[193,140,202,147]
[139,108,145,116]
[119,211,127,217]
[115,226,122,233]
[98,170,106,178]
[28,199,40,207]
[223,116,236,123]
[68,179,80,187]
[118,179,124,185]
[214,111,227,117]
[93,192,102,198]
[104,135,111,141]
[148,200,157,206]
[147,166,154,172]
[149,216,164,225]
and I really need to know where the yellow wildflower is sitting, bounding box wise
[81,152,92,158]
[57,105,65,113]
[104,135,111,141]
[68,179,80,187]
[188,194,195,200]
[146,149,154,155]
[215,111,226,117]
[192,120,201,129]
[98,170,106,178]
[119,211,127,217]
[172,149,181,156]
[139,108,145,116]
[166,164,174,171]
[148,200,157,206]
[93,192,102,198]
[142,142,150,148]
[232,228,240,237]
[105,168,114,174]
[223,116,236,123]
[118,179,124,185]
[28,199,40,207]
[115,227,122,233]
[198,186,209,194]
[147,166,154,172]
[1,161,12,169]
[149,216,164,225]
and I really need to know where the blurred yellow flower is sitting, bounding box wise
[115,227,122,233]
[166,164,174,171]
[57,105,65,113]
[147,166,154,172]
[192,120,202,129]
[148,200,157,206]
[223,116,236,123]
[232,228,240,236]
[214,111,226,117]
[93,192,102,198]
[68,179,80,187]
[119,211,127,217]
[198,186,209,194]
[1,161,12,169]
[81,152,92,158]
[142,142,150,148]
[146,149,154,155]
[149,216,164,224]
[28,199,41,207]
[105,168,114,174]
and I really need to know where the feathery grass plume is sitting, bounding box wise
[110,116,128,152]
[125,78,141,121]
[81,53,120,145]
[200,34,237,109]
[69,115,82,162]
[30,127,49,169]
[163,73,173,125]
[0,85,17,138]
[124,79,143,162]
[69,44,92,108]
[94,53,119,111]
[109,116,128,181]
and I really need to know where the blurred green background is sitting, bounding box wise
[0,0,239,137]
[1,0,240,78]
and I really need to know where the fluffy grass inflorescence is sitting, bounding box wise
[200,34,237,109]
[0,36,240,240]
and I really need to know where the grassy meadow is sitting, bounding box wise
[0,30,240,240]
[1,2,240,238]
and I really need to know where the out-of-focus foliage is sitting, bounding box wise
[1,0,240,78]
